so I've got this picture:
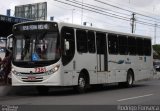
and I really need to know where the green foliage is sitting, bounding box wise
[153,45,160,59]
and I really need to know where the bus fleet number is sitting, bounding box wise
[35,67,46,73]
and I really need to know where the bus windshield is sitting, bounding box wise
[13,31,60,66]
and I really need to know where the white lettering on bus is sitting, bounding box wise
[22,24,49,31]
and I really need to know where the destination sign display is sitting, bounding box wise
[13,22,58,32]
[22,24,49,31]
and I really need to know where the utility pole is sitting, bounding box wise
[154,24,157,44]
[131,13,136,33]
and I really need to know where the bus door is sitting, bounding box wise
[61,27,75,85]
[107,34,118,83]
[96,32,108,83]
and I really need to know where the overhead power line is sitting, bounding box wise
[64,0,130,20]
[72,0,130,17]
[54,0,130,21]
[72,0,160,24]
[54,0,160,28]
[94,0,160,21]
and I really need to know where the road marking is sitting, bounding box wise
[117,94,153,102]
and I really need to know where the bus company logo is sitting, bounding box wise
[125,58,131,64]
[118,60,125,64]
[109,59,131,64]
[109,60,124,64]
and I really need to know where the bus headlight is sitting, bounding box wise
[47,65,60,75]
[53,65,60,72]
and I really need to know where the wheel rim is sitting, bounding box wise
[128,74,133,85]
[79,77,85,88]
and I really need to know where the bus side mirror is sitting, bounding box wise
[7,34,13,51]
[65,39,70,51]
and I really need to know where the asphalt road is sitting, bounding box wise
[0,79,160,106]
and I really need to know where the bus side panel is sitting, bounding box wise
[62,58,77,86]
[108,55,137,83]
[75,53,98,85]
[135,56,153,81]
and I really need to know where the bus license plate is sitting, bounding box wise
[27,76,36,80]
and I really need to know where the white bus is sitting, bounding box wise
[10,21,153,94]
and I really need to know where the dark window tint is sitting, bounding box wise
[144,39,151,56]
[96,32,106,54]
[76,29,88,53]
[119,35,128,55]
[108,34,118,54]
[128,37,136,55]
[136,38,144,55]
[88,31,96,53]
[61,27,75,66]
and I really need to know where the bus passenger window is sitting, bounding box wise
[108,34,118,54]
[88,31,95,53]
[144,39,151,56]
[61,27,75,66]
[76,29,88,53]
[128,37,136,55]
[136,38,144,56]
[96,32,106,54]
[118,35,128,55]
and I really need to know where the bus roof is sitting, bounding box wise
[13,21,151,39]
[58,22,151,39]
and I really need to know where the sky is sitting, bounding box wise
[1,0,160,44]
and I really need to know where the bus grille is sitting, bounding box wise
[21,72,44,75]
[21,77,43,82]
[22,80,43,82]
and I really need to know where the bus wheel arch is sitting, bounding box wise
[80,69,90,86]
[118,68,134,88]
[74,69,90,93]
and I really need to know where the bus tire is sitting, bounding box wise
[118,70,134,88]
[125,70,134,87]
[36,86,49,95]
[74,74,88,93]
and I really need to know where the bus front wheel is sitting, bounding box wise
[74,74,88,93]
